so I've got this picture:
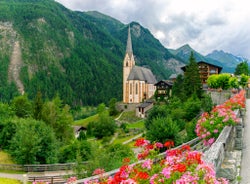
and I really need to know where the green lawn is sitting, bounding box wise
[0,151,14,164]
[112,134,137,145]
[73,114,99,126]
[127,120,145,129]
[0,178,21,184]
[118,111,142,123]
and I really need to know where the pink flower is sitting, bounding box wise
[208,138,215,145]
[155,142,163,148]
[142,159,153,170]
[120,178,137,184]
[214,129,219,133]
[150,174,158,184]
[161,167,171,179]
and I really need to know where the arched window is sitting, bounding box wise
[126,62,128,67]
[130,83,132,94]
[136,83,138,94]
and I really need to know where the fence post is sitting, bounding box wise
[23,174,28,184]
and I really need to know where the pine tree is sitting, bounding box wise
[172,74,186,101]
[33,91,43,120]
[183,52,202,98]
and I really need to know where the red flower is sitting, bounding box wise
[137,150,149,160]
[186,151,203,165]
[134,138,148,147]
[173,163,186,173]
[146,144,154,150]
[136,171,150,180]
[181,145,191,152]
[164,140,174,149]
[123,158,130,164]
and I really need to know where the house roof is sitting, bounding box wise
[154,80,173,87]
[197,61,223,73]
[73,126,86,133]
[181,61,223,73]
[137,101,153,108]
[127,66,157,84]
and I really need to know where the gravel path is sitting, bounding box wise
[240,99,250,183]
[0,173,25,181]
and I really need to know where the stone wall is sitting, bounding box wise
[203,109,244,183]
[206,90,232,105]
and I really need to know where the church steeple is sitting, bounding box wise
[123,25,135,103]
[126,25,133,58]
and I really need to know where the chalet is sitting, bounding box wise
[154,80,173,99]
[181,61,223,87]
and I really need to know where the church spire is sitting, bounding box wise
[126,25,133,57]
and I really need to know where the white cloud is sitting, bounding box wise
[55,0,250,59]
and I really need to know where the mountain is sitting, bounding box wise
[169,44,236,73]
[0,0,185,106]
[206,50,249,70]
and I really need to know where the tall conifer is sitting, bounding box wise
[183,52,202,98]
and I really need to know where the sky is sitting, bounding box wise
[55,0,250,59]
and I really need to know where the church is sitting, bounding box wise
[123,26,157,104]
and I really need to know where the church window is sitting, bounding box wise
[136,83,138,94]
[130,83,132,94]
[126,62,128,67]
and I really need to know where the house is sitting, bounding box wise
[181,61,223,87]
[154,80,173,99]
[73,126,87,138]
[136,100,154,118]
[123,26,157,104]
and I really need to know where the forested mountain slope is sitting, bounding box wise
[0,0,187,106]
[4,0,241,106]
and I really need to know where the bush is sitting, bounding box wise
[9,119,59,164]
[185,119,197,140]
[145,105,168,130]
[146,116,181,145]
[201,93,213,113]
[183,95,201,121]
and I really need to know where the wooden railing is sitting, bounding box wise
[0,163,76,172]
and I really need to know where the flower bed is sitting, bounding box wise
[195,90,245,146]
[85,139,228,184]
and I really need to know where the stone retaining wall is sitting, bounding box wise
[203,108,244,183]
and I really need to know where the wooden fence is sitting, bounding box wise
[0,163,76,172]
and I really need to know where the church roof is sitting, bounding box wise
[127,66,157,84]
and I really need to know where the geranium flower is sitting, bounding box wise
[84,140,228,184]
[196,90,245,146]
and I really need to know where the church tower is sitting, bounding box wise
[123,26,135,103]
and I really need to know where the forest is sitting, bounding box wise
[0,0,181,107]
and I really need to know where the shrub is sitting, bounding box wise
[183,95,201,121]
[146,116,181,145]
